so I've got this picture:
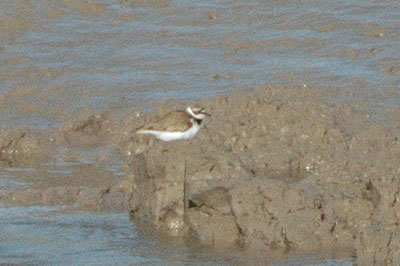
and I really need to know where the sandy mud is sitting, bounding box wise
[1,85,398,265]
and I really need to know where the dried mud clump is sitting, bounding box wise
[121,85,400,264]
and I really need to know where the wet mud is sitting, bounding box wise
[1,0,400,264]
[121,86,400,265]
[1,85,399,265]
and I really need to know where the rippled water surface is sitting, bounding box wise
[1,0,399,129]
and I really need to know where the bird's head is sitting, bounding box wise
[186,106,211,120]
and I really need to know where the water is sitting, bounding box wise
[0,0,399,129]
[0,207,354,265]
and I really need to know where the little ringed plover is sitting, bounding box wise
[136,107,210,142]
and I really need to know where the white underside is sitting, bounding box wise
[137,123,201,142]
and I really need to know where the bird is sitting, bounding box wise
[135,106,210,142]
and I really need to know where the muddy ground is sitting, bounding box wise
[1,85,399,265]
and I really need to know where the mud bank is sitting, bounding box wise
[1,86,399,265]
[0,113,132,212]
[119,86,400,265]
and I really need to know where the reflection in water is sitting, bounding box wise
[0,207,353,265]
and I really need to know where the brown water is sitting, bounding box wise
[1,0,399,129]
[1,0,399,264]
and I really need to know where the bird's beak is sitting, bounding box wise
[203,112,211,117]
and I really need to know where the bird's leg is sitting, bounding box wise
[183,150,188,224]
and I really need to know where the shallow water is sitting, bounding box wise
[0,157,355,265]
[1,0,399,129]
[0,207,354,265]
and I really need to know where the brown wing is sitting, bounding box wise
[136,110,192,132]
